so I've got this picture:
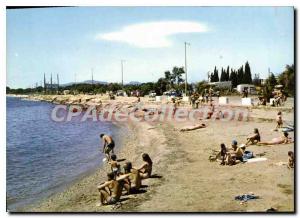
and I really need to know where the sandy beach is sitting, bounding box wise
[17,94,294,212]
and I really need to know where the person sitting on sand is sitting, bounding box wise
[97,172,124,206]
[229,140,244,163]
[122,162,142,194]
[137,153,153,179]
[257,132,293,146]
[246,128,261,145]
[100,133,115,161]
[287,151,294,169]
[275,111,283,131]
[180,123,206,132]
[219,143,228,165]
[109,154,120,177]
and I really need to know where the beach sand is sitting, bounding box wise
[20,95,294,212]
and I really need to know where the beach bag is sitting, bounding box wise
[243,151,254,161]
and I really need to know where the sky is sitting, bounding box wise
[7,7,294,88]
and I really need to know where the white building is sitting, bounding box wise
[208,81,232,89]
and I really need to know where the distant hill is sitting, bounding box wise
[61,80,108,87]
[126,81,142,85]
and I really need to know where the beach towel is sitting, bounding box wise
[282,127,294,132]
[235,194,260,202]
[246,157,267,163]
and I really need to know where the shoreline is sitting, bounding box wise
[24,120,165,212]
[8,94,294,212]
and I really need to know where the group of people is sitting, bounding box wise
[214,111,294,168]
[97,134,153,206]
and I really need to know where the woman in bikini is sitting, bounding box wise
[246,128,261,145]
[257,132,293,145]
[137,153,153,179]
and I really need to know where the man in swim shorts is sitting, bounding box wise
[100,133,115,161]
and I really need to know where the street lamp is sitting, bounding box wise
[184,42,190,96]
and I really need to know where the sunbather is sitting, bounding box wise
[122,162,142,194]
[109,154,120,177]
[137,153,153,179]
[97,172,124,206]
[288,151,294,169]
[229,140,244,163]
[257,132,293,145]
[246,128,261,145]
[180,123,206,132]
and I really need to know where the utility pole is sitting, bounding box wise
[121,60,125,87]
[184,42,190,96]
[91,68,94,85]
[50,73,53,94]
[43,73,46,93]
[57,74,59,91]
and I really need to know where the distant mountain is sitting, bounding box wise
[126,81,142,85]
[61,80,108,87]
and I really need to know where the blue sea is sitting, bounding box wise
[6,97,122,211]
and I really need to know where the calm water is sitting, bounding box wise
[6,97,121,211]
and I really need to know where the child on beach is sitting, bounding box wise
[109,154,120,178]
[219,143,227,165]
[275,111,283,131]
[288,151,294,169]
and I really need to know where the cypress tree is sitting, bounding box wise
[230,69,238,88]
[237,66,244,85]
[226,66,230,81]
[220,67,226,81]
[244,61,252,84]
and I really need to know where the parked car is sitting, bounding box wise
[149,91,156,98]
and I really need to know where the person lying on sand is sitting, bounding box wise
[121,162,142,194]
[246,128,261,145]
[100,133,115,161]
[288,151,294,169]
[109,154,120,177]
[180,123,206,132]
[137,153,153,179]
[97,172,124,206]
[274,111,283,131]
[257,132,293,146]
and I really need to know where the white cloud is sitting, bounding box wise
[96,21,209,48]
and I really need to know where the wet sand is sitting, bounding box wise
[18,95,294,212]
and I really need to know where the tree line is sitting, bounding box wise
[7,64,294,97]
[210,61,253,87]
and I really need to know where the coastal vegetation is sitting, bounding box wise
[7,63,294,97]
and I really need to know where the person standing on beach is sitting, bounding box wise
[100,134,115,161]
[275,111,283,131]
